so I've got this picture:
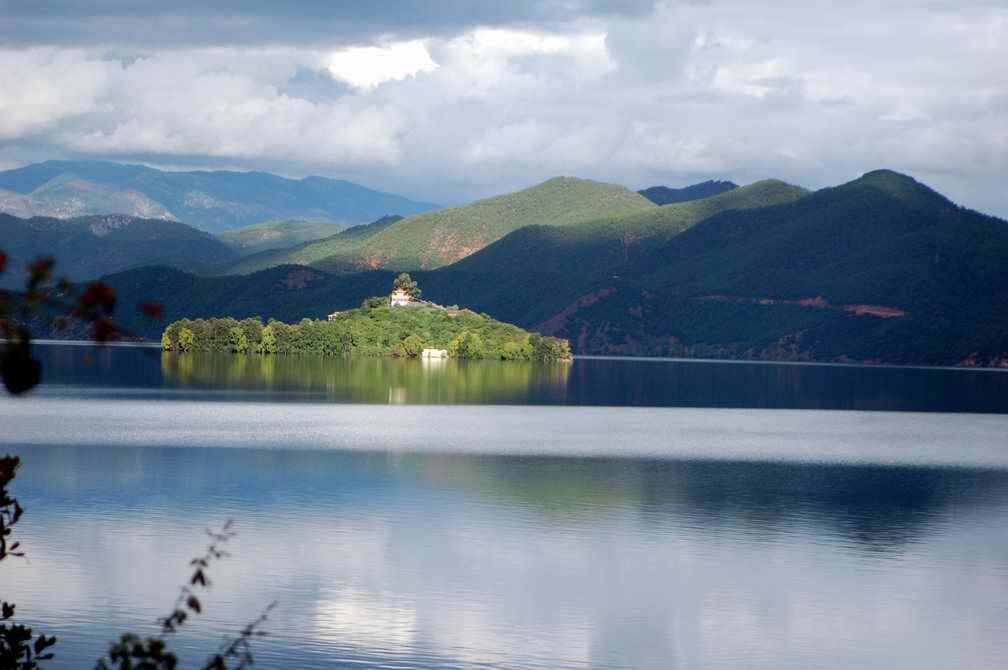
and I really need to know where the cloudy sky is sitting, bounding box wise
[1,1,1006,215]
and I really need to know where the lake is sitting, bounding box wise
[3,344,1008,669]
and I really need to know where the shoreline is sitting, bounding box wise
[20,339,1008,372]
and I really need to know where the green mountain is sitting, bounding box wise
[0,160,438,233]
[48,170,1008,367]
[0,213,237,289]
[217,219,348,257]
[525,170,1008,364]
[420,179,809,326]
[638,180,738,205]
[227,177,656,275]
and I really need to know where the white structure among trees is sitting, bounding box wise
[390,288,411,307]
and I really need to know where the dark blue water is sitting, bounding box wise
[2,345,1008,669]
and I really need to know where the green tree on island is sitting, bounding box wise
[392,272,421,300]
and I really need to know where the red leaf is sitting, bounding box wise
[139,301,164,319]
[81,282,116,312]
[27,257,53,277]
[92,318,119,343]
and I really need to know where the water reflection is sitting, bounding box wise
[26,344,1008,412]
[159,352,572,405]
[8,445,1008,669]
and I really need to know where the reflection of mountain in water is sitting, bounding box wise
[18,445,1008,555]
[159,353,571,404]
[386,455,1008,554]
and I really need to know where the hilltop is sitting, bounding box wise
[227,177,655,275]
[638,180,738,205]
[0,160,438,232]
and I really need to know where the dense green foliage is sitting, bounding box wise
[638,180,738,205]
[392,272,421,299]
[217,219,347,256]
[0,213,237,289]
[0,160,437,233]
[161,303,571,361]
[230,177,656,275]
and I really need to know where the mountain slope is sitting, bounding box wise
[222,215,404,273]
[217,219,348,257]
[0,213,237,288]
[532,170,1008,363]
[0,160,438,232]
[638,180,738,205]
[0,175,175,220]
[231,177,656,275]
[419,179,809,326]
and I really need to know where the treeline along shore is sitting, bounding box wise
[160,299,572,362]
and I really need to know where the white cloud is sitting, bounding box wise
[326,40,437,90]
[0,1,1005,215]
[0,48,119,139]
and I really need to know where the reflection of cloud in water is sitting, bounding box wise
[314,589,417,650]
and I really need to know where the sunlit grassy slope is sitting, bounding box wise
[229,177,655,275]
[217,219,347,256]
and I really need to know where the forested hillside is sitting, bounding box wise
[533,170,1008,364]
[420,179,809,326]
[0,213,237,289]
[228,177,656,275]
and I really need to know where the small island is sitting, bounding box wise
[161,273,572,362]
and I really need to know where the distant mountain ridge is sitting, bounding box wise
[0,212,236,288]
[0,160,438,233]
[638,180,738,205]
[0,175,175,220]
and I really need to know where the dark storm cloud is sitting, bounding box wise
[0,0,655,47]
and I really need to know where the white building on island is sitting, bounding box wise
[421,348,448,359]
[390,288,412,307]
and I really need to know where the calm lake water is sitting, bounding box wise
[3,344,1008,669]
